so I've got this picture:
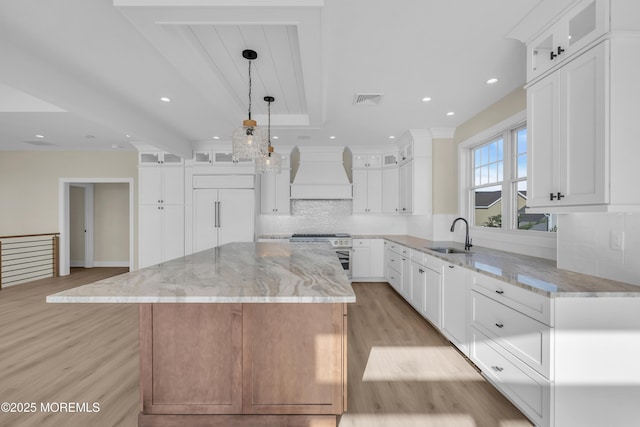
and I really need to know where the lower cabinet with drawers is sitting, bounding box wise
[469,273,552,426]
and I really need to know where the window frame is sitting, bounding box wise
[458,110,553,236]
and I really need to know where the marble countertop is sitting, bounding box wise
[47,242,355,304]
[355,234,640,298]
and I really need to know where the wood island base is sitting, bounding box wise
[138,414,337,427]
[138,303,348,427]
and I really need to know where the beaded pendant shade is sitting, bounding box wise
[255,96,282,174]
[231,49,268,161]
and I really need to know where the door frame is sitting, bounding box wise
[59,178,134,276]
[69,183,95,268]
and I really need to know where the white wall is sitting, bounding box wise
[557,213,640,285]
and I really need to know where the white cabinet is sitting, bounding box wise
[469,272,552,427]
[527,0,608,82]
[525,1,640,213]
[352,168,383,214]
[260,169,290,214]
[399,160,413,213]
[527,41,607,210]
[193,188,255,252]
[382,152,398,168]
[352,239,385,280]
[410,251,442,328]
[193,150,254,166]
[384,241,403,292]
[352,153,383,214]
[381,167,399,214]
[352,154,382,169]
[441,263,469,355]
[138,153,185,268]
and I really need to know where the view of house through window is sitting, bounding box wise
[470,125,556,232]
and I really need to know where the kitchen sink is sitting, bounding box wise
[428,247,471,254]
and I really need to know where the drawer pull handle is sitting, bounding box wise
[491,366,504,373]
[495,290,504,295]
[495,323,504,328]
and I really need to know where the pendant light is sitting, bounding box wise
[232,49,268,160]
[256,96,282,174]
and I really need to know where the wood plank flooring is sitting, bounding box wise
[0,271,532,427]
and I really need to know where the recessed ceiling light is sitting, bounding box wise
[112,144,121,149]
[273,136,279,139]
[389,136,396,139]
[486,78,499,85]
[329,136,336,139]
[446,111,455,116]
[160,97,171,102]
[35,134,44,138]
[422,97,432,102]
[125,134,131,138]
[212,136,220,140]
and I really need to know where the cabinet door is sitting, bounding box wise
[369,239,385,278]
[527,71,560,208]
[366,169,383,213]
[399,161,413,213]
[352,169,369,213]
[560,41,607,206]
[243,304,344,414]
[424,268,441,328]
[139,167,163,205]
[352,245,371,279]
[400,256,412,299]
[218,189,255,246]
[139,205,163,268]
[162,166,184,205]
[260,174,277,214]
[441,264,469,355]
[274,171,291,214]
[382,167,399,213]
[193,189,219,252]
[410,263,426,314]
[162,205,184,262]
[141,304,243,414]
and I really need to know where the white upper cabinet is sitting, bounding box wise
[525,0,640,212]
[353,154,382,169]
[382,167,399,214]
[352,168,383,214]
[260,169,291,215]
[527,0,608,82]
[527,42,607,209]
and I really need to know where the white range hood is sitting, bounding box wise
[290,146,352,199]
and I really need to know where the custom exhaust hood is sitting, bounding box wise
[290,146,352,199]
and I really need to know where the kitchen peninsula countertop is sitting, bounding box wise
[354,234,640,297]
[47,242,355,304]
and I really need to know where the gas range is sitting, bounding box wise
[289,233,352,249]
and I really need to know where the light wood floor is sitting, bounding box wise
[0,272,531,427]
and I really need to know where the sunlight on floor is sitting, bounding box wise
[362,346,483,382]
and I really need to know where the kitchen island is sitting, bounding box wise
[47,242,355,427]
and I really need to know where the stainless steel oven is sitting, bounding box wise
[289,233,352,280]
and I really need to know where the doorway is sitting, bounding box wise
[59,178,134,276]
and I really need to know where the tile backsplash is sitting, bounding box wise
[557,212,640,285]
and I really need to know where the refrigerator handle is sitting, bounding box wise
[216,201,221,228]
[214,201,219,228]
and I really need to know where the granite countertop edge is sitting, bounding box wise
[352,234,640,298]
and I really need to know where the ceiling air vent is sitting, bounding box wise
[353,93,383,106]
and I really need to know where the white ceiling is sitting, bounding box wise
[0,0,549,156]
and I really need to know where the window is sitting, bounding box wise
[468,124,555,232]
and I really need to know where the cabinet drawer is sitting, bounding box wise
[387,252,402,273]
[471,291,551,378]
[410,250,425,265]
[353,239,370,248]
[387,266,401,291]
[423,253,441,272]
[470,328,549,426]
[472,273,552,325]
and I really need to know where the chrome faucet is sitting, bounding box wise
[450,217,473,251]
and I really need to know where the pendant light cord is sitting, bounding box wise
[247,60,252,120]
[267,98,271,156]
